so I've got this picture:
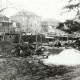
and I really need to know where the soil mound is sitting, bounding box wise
[43,49,80,66]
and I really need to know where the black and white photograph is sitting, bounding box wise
[0,0,80,80]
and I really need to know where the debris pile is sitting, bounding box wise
[12,43,45,57]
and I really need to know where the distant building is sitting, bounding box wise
[0,14,12,34]
[41,19,69,40]
[10,20,21,33]
[11,10,42,34]
[41,19,59,33]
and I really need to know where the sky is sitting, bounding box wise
[1,0,78,22]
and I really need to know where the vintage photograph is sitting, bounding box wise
[0,0,80,80]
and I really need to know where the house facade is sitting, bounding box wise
[0,14,12,34]
[11,10,42,34]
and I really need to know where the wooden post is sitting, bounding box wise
[19,32,21,44]
[2,25,5,41]
[35,31,37,50]
[67,35,68,43]
[40,34,42,48]
[19,25,22,44]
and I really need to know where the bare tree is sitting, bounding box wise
[0,0,20,13]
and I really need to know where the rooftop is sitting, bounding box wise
[11,10,41,18]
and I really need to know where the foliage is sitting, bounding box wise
[62,0,80,16]
[57,20,80,33]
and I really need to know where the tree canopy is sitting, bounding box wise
[57,20,80,33]
[59,0,80,33]
[62,0,80,16]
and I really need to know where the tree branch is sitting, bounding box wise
[0,7,8,12]
[64,3,80,9]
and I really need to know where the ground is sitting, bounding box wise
[0,56,80,80]
[0,42,80,80]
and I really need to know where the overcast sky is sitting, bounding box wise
[1,0,78,22]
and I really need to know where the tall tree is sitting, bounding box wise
[62,0,80,16]
[58,0,80,33]
[57,20,80,33]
